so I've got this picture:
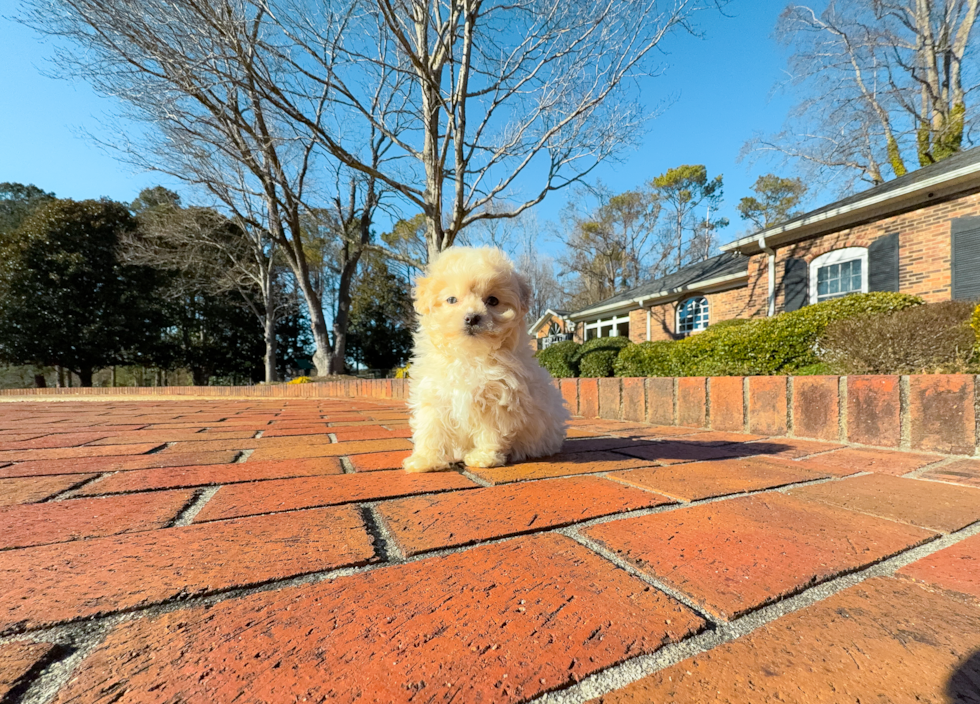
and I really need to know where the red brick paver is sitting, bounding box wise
[920,458,980,488]
[0,451,240,478]
[0,506,374,632]
[0,490,194,549]
[76,457,343,495]
[607,456,826,501]
[53,535,704,704]
[788,472,980,532]
[347,449,413,471]
[0,641,56,700]
[584,493,934,619]
[795,446,944,476]
[468,450,654,484]
[0,474,96,505]
[191,470,475,522]
[898,533,980,602]
[593,578,980,703]
[377,476,673,555]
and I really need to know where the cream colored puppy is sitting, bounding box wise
[403,246,569,472]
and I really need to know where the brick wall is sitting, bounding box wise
[624,284,762,343]
[558,375,980,457]
[761,189,980,313]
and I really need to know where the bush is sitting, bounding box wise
[973,302,980,355]
[819,300,978,374]
[573,336,632,377]
[613,292,923,377]
[534,340,580,378]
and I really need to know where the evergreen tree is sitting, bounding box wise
[0,198,165,385]
[346,254,413,373]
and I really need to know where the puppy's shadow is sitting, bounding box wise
[556,435,791,464]
[949,649,980,703]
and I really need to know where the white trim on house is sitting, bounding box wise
[721,159,980,256]
[809,247,868,303]
[583,314,631,340]
[569,271,749,322]
[527,309,572,336]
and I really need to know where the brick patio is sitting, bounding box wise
[0,396,978,703]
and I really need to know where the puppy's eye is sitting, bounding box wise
[486,296,499,307]
[446,296,457,304]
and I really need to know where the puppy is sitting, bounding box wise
[403,246,569,472]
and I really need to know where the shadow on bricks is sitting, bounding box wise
[947,649,980,703]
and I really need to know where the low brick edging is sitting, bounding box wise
[561,375,980,458]
[0,379,410,400]
[4,374,979,457]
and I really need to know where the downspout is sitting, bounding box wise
[757,234,776,317]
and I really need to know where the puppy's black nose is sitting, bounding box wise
[465,313,482,326]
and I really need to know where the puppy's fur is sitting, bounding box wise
[403,246,569,472]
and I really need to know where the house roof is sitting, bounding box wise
[527,308,573,335]
[722,145,980,255]
[569,252,748,320]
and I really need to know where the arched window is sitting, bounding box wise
[809,247,868,303]
[677,296,709,334]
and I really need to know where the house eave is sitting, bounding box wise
[569,271,748,321]
[721,161,980,255]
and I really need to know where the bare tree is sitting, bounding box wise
[749,0,980,188]
[21,0,393,377]
[556,184,666,307]
[258,0,720,261]
[126,189,288,383]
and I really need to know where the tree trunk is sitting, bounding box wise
[293,272,332,377]
[56,366,65,388]
[34,373,47,388]
[192,367,207,386]
[78,368,93,387]
[264,296,277,383]
[111,366,117,387]
[330,251,362,376]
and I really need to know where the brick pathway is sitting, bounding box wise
[0,398,978,703]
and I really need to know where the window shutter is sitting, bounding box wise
[868,233,899,292]
[783,257,808,312]
[952,217,980,300]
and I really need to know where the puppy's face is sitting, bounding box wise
[413,247,531,353]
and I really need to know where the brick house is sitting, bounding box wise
[527,309,575,350]
[558,146,980,342]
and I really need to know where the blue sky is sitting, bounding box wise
[0,0,805,251]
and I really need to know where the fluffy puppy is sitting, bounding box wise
[403,246,569,472]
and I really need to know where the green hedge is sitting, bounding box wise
[573,335,632,378]
[614,292,923,378]
[534,339,580,378]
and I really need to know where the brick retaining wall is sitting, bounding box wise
[3,374,978,456]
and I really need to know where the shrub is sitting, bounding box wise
[534,339,580,378]
[573,336,632,377]
[288,376,313,384]
[973,302,980,356]
[613,292,923,377]
[819,300,978,374]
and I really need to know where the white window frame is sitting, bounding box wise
[676,296,710,335]
[583,314,630,339]
[809,247,868,304]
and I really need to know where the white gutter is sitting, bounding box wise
[721,158,980,254]
[569,270,749,321]
[758,233,776,317]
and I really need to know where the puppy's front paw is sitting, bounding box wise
[463,448,507,468]
[403,452,450,473]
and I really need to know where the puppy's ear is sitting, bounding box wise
[515,272,532,316]
[413,275,438,316]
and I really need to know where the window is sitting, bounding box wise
[809,248,868,303]
[583,314,630,340]
[677,296,709,334]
